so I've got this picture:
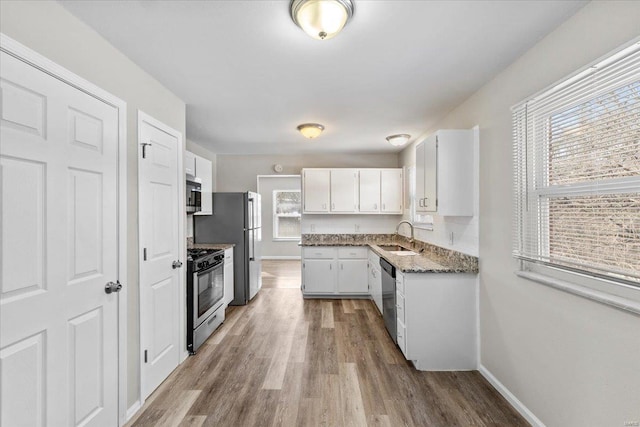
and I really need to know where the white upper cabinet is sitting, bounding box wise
[194,154,212,215]
[186,150,213,215]
[330,169,359,213]
[380,169,403,213]
[185,150,196,176]
[303,169,330,213]
[415,130,473,216]
[359,169,381,212]
[302,168,403,215]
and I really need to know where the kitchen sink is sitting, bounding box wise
[379,245,412,251]
[379,245,417,256]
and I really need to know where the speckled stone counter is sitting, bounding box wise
[300,234,478,274]
[187,237,234,251]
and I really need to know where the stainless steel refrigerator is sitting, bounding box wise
[193,192,262,305]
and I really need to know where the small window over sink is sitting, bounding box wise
[273,190,301,241]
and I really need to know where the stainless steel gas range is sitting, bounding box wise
[186,248,226,354]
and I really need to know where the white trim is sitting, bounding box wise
[262,256,302,260]
[478,365,546,427]
[516,270,640,316]
[136,111,186,407]
[125,400,142,422]
[0,33,129,426]
[257,174,301,179]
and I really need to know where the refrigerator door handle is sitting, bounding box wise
[247,198,254,230]
[250,229,255,261]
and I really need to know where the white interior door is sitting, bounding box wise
[138,112,183,400]
[0,51,120,426]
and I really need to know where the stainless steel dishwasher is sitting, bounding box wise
[380,258,397,344]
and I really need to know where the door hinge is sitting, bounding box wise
[144,350,148,363]
[143,248,147,261]
[141,142,152,159]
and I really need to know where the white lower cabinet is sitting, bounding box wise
[368,250,382,314]
[223,248,234,306]
[337,259,368,293]
[395,271,477,370]
[302,259,336,294]
[302,246,368,296]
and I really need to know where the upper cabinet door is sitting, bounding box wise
[415,142,427,212]
[380,169,403,213]
[303,169,330,213]
[185,150,196,176]
[330,169,358,212]
[423,134,438,212]
[194,154,212,215]
[359,169,381,212]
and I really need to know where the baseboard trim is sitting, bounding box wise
[262,256,301,260]
[126,400,142,423]
[478,364,545,427]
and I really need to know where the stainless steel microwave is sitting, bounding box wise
[186,175,202,213]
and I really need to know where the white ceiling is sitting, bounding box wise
[59,0,586,154]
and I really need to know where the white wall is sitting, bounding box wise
[399,2,640,425]
[0,0,186,409]
[258,175,302,258]
[302,215,402,235]
[216,153,399,192]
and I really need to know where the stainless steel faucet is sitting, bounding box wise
[395,220,414,244]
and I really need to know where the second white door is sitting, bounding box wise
[138,112,183,400]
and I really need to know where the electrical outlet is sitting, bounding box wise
[310,224,316,232]
[355,224,360,232]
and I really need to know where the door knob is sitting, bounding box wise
[105,281,123,294]
[172,260,183,269]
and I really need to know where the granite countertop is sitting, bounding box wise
[187,238,235,251]
[300,234,478,274]
[191,243,235,250]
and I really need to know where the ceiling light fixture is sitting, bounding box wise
[290,0,354,41]
[297,123,325,139]
[386,134,411,147]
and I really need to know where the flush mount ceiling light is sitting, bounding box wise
[297,123,325,139]
[290,0,354,40]
[386,134,411,147]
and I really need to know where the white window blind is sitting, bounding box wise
[513,41,640,287]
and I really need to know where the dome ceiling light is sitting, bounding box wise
[297,123,325,139]
[386,134,411,147]
[290,0,355,41]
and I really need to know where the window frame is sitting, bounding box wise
[272,189,301,242]
[512,38,640,313]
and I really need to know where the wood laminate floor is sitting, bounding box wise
[128,260,528,427]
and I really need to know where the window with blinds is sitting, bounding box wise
[513,40,640,287]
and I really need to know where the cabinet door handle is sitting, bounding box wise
[340,263,343,270]
[331,203,335,210]
[382,203,386,210]
[322,203,327,210]
[424,197,429,207]
[329,264,332,270]
[374,203,377,210]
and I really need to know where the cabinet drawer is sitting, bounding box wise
[397,318,407,356]
[337,247,368,259]
[303,247,336,259]
[396,272,405,295]
[396,291,405,324]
